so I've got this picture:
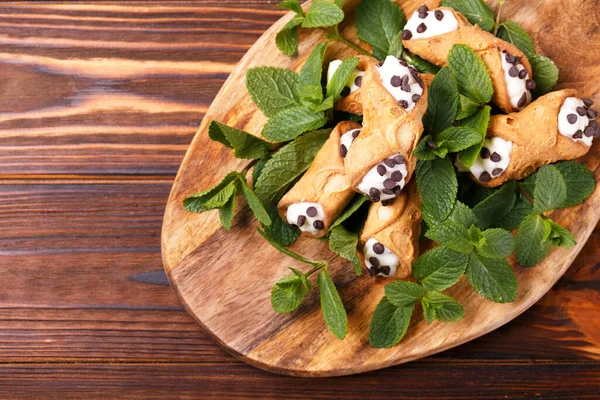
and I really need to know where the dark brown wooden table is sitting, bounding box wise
[1,2,598,398]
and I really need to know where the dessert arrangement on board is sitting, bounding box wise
[182,0,597,348]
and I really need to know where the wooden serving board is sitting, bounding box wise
[162,0,600,377]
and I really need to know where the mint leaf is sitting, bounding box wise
[530,54,559,96]
[440,0,495,32]
[326,57,359,99]
[457,106,491,168]
[515,214,551,266]
[424,68,460,136]
[496,21,535,57]
[318,270,348,339]
[369,297,412,348]
[496,195,533,231]
[278,0,304,14]
[246,67,299,117]
[472,181,517,229]
[413,246,469,292]
[238,175,272,226]
[255,128,330,208]
[252,156,270,187]
[533,165,567,213]
[329,225,362,276]
[388,31,403,58]
[219,191,237,230]
[546,219,576,248]
[476,228,515,259]
[554,161,596,208]
[422,291,464,324]
[298,42,327,103]
[335,0,344,7]
[264,207,299,246]
[416,157,458,222]
[184,172,238,212]
[436,126,483,153]
[355,0,406,60]
[447,44,493,105]
[257,227,319,266]
[407,54,440,74]
[456,95,479,120]
[426,221,473,254]
[271,270,312,313]
[329,194,368,231]
[276,17,303,56]
[385,281,424,307]
[208,121,269,160]
[414,135,445,161]
[262,105,327,142]
[466,253,517,303]
[302,0,344,28]
[447,200,478,228]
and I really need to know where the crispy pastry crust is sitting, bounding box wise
[358,181,422,278]
[277,121,361,238]
[471,89,591,187]
[402,7,532,113]
[344,62,432,191]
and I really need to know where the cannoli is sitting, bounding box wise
[327,56,376,115]
[461,90,598,187]
[278,121,362,238]
[359,181,422,278]
[344,55,431,205]
[402,5,534,113]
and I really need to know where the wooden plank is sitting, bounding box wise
[0,2,284,175]
[0,362,598,399]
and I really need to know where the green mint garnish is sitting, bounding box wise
[413,246,469,292]
[466,253,517,303]
[271,268,312,313]
[533,165,567,213]
[529,54,559,96]
[447,44,494,105]
[302,0,345,28]
[246,67,299,117]
[456,106,491,168]
[440,0,495,32]
[421,291,465,324]
[472,181,517,229]
[328,225,362,276]
[496,21,535,57]
[355,0,406,60]
[276,16,304,56]
[423,67,460,136]
[369,297,413,348]
[318,270,348,339]
[208,121,270,160]
[416,157,458,222]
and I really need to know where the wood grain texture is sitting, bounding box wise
[0,0,598,396]
[162,0,600,377]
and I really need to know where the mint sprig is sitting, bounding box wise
[496,21,535,57]
[303,0,345,28]
[369,297,414,348]
[271,268,312,313]
[413,246,468,292]
[422,291,465,324]
[246,67,299,118]
[355,0,406,60]
[416,157,458,222]
[457,106,491,168]
[423,67,460,136]
[328,225,362,276]
[447,44,494,106]
[318,270,348,339]
[441,0,495,32]
[208,121,270,160]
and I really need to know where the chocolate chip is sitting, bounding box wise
[371,266,380,275]
[416,23,427,33]
[517,92,528,108]
[366,267,374,277]
[355,75,362,87]
[402,29,412,40]
[583,97,594,107]
[594,127,600,137]
[590,120,599,129]
[382,188,394,195]
[352,129,361,138]
[378,59,385,67]
[575,129,585,139]
[340,86,351,97]
[435,10,444,20]
[512,56,522,65]
[370,194,380,202]
[369,187,381,197]
[412,94,421,102]
[526,79,536,91]
[313,220,324,230]
[419,10,428,19]
[393,186,402,196]
[297,215,306,226]
[398,100,409,109]
[577,106,588,116]
[398,58,408,67]
[373,242,385,254]
[340,144,347,157]
[418,5,429,13]
[391,170,403,182]
[480,147,490,159]
[380,266,391,276]
[376,164,386,176]
[306,206,317,217]
[381,199,394,206]
[390,75,402,87]
[393,154,405,164]
[567,113,578,124]
[426,141,438,150]
[384,158,396,168]
[587,108,598,119]
[490,152,501,162]
[518,69,528,79]
[479,171,492,182]
[401,75,411,92]
[509,66,519,77]
[492,168,503,176]
[505,53,515,64]
[383,179,395,189]
[369,257,380,267]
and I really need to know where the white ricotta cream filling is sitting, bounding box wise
[558,97,594,146]
[377,55,424,112]
[403,8,458,40]
[286,202,326,236]
[364,238,399,277]
[499,50,532,110]
[469,137,513,183]
[357,154,407,204]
